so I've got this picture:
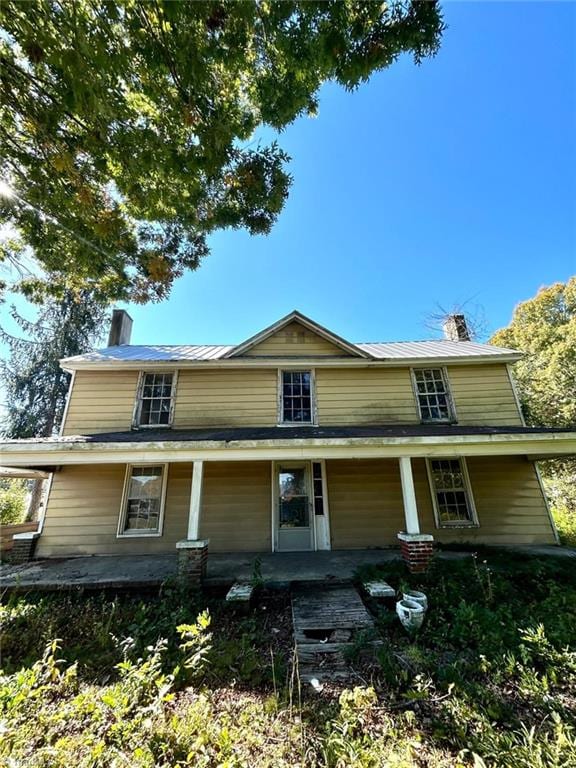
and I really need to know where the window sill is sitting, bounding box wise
[277,422,317,428]
[116,531,163,539]
[132,424,173,430]
[437,523,480,530]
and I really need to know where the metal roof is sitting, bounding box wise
[355,340,519,359]
[61,338,521,365]
[64,344,234,363]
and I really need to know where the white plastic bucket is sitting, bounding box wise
[396,599,425,631]
[402,590,428,611]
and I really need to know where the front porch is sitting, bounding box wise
[2,423,573,578]
[0,550,402,592]
[2,546,574,593]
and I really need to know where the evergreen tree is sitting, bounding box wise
[1,291,108,520]
[1,292,108,438]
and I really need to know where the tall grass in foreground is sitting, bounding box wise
[1,556,576,767]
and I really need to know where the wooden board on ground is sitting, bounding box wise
[291,584,375,684]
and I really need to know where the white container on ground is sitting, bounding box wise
[402,590,428,611]
[396,599,425,631]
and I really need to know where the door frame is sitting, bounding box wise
[271,460,331,552]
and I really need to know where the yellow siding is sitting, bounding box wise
[316,368,419,425]
[174,369,277,427]
[36,463,192,557]
[35,455,555,558]
[413,456,556,545]
[62,359,522,434]
[199,461,271,552]
[447,364,522,426]
[324,456,554,549]
[63,370,139,435]
[326,459,404,548]
[243,322,352,357]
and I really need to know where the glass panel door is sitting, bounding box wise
[276,464,314,551]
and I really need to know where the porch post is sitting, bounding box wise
[188,460,204,539]
[399,456,419,534]
[397,456,434,573]
[177,460,209,585]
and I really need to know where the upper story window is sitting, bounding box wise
[118,464,167,537]
[135,372,176,427]
[427,458,477,527]
[280,370,314,424]
[412,368,454,422]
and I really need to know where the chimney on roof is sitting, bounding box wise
[443,314,470,342]
[108,309,133,346]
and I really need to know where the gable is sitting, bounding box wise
[241,321,356,357]
[226,311,368,359]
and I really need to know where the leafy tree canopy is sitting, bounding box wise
[490,277,576,428]
[0,0,444,303]
[0,290,108,438]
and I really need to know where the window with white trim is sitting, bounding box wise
[136,372,175,426]
[413,368,453,422]
[428,458,477,526]
[280,370,314,424]
[119,465,166,536]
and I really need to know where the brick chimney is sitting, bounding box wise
[443,314,470,342]
[108,309,133,346]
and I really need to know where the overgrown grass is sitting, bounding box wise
[2,555,576,767]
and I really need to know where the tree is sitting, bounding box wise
[1,292,109,438]
[0,478,29,525]
[0,1,444,303]
[1,290,108,520]
[490,278,576,428]
[490,278,576,543]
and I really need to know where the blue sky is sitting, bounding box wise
[4,1,576,349]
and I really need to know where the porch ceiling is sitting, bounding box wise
[0,424,574,467]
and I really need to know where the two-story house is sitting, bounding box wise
[2,310,575,576]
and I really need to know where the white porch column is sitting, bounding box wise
[187,460,204,540]
[399,456,420,534]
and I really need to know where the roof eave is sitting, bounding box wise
[59,352,524,371]
[1,430,574,466]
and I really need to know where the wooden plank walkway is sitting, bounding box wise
[291,584,375,683]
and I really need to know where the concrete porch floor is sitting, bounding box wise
[1,546,573,592]
[0,550,401,592]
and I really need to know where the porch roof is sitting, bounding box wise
[4,423,574,444]
[1,424,575,467]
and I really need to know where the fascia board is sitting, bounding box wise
[1,431,575,466]
[60,353,524,372]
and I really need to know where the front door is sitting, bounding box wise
[275,463,314,551]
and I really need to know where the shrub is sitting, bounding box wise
[552,504,576,547]
[0,478,29,525]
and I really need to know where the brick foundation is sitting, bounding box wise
[176,539,209,585]
[397,533,434,573]
[8,533,40,564]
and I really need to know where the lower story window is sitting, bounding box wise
[119,465,166,536]
[427,458,477,527]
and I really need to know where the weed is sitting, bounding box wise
[2,557,576,766]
